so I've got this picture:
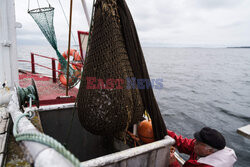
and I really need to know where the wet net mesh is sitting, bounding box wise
[77,0,167,140]
[28,7,78,87]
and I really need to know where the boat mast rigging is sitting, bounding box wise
[80,0,90,26]
[66,0,74,96]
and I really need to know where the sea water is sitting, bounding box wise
[18,46,250,166]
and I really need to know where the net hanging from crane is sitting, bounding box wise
[77,0,167,140]
[28,7,79,88]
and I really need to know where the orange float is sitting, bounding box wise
[58,49,82,86]
[137,120,155,143]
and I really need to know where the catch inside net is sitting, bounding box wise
[28,7,79,88]
[77,0,167,140]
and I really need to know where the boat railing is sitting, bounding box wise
[18,52,83,83]
[3,89,176,167]
[80,135,175,167]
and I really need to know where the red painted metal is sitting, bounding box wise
[52,58,56,83]
[18,60,63,74]
[19,52,83,89]
[32,53,59,61]
[18,60,31,63]
[19,50,81,106]
[19,71,78,106]
[19,52,84,77]
[32,52,83,67]
[77,31,89,62]
[31,53,35,73]
[36,62,62,73]
[39,96,76,106]
[19,72,50,81]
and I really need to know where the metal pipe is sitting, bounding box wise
[0,0,19,88]
[31,103,75,112]
[31,53,35,74]
[19,60,63,74]
[174,152,186,165]
[52,58,56,83]
[32,52,59,60]
[6,90,74,167]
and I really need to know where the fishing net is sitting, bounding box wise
[77,0,167,140]
[28,7,79,88]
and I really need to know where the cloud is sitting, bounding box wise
[15,0,89,46]
[15,0,250,47]
[128,0,250,47]
[190,0,242,9]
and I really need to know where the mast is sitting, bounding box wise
[80,0,90,26]
[0,0,19,88]
[66,0,74,96]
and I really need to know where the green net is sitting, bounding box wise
[28,7,79,87]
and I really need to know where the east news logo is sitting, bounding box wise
[86,77,163,89]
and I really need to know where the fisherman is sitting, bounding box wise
[168,127,237,167]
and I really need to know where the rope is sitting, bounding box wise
[28,0,30,12]
[36,0,41,9]
[80,0,90,26]
[46,0,51,7]
[13,111,81,167]
[84,0,96,62]
[64,104,76,148]
[28,0,50,11]
[58,0,78,46]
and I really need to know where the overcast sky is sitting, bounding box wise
[15,0,250,47]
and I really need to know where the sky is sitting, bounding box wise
[15,0,250,47]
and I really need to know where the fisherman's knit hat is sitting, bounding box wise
[194,127,226,150]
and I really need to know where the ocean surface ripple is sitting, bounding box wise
[143,47,250,167]
[18,46,250,166]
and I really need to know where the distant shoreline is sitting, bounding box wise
[227,46,250,48]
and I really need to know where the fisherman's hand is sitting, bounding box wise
[170,146,175,153]
[169,147,178,165]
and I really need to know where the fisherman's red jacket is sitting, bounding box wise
[167,130,213,167]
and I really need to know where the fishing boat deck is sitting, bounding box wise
[19,70,78,106]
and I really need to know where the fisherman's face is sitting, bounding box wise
[194,140,213,157]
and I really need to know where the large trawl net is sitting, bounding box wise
[28,7,78,87]
[77,0,167,140]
